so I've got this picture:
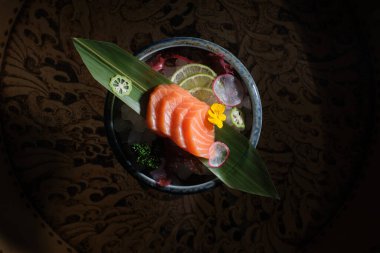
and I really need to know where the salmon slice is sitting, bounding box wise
[146,84,185,134]
[170,99,204,149]
[182,104,214,158]
[146,85,170,132]
[156,89,192,136]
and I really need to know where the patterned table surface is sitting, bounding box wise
[0,1,379,253]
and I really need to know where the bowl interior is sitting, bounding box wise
[104,37,262,194]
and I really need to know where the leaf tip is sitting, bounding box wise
[269,185,280,200]
[72,37,89,46]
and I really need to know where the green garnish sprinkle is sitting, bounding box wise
[131,143,160,170]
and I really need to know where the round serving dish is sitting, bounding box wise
[104,37,262,194]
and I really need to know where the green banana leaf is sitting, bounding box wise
[73,38,279,199]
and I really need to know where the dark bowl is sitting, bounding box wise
[104,37,262,194]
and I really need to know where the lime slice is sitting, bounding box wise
[171,63,217,84]
[189,87,217,105]
[178,73,215,90]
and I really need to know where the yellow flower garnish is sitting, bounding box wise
[208,103,227,128]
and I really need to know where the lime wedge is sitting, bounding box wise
[178,73,215,90]
[189,87,217,105]
[171,63,217,84]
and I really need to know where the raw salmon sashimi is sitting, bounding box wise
[146,84,215,158]
[170,99,205,149]
[182,105,214,158]
[156,89,193,136]
[146,84,187,133]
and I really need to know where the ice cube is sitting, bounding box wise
[173,164,193,180]
[127,129,143,144]
[141,130,157,145]
[113,118,129,132]
[242,96,252,109]
[121,105,133,120]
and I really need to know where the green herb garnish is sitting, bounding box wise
[131,143,160,170]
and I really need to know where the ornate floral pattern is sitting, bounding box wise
[0,0,375,253]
